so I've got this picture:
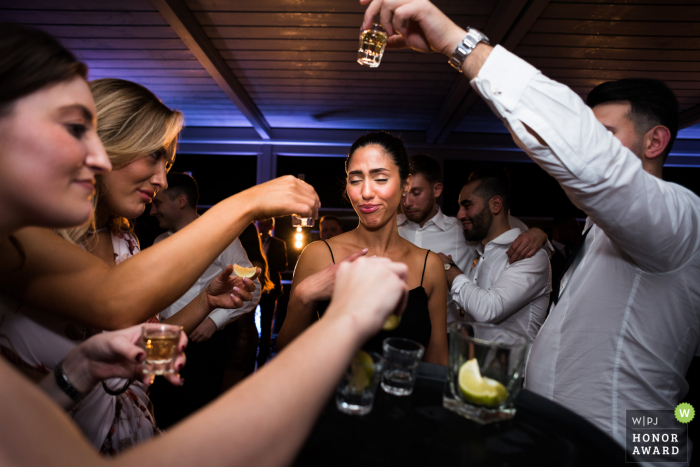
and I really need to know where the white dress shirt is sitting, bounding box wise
[398,206,530,323]
[450,228,550,341]
[471,45,700,444]
[155,232,261,329]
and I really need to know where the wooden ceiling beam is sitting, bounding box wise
[426,0,551,143]
[150,0,271,139]
[680,105,700,129]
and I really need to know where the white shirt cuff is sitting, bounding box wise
[470,44,540,113]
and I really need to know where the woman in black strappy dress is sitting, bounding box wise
[278,132,448,365]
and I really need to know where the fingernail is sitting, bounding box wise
[178,376,184,386]
[233,287,241,293]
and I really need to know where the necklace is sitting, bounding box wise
[87,226,109,235]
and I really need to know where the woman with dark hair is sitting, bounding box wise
[277,132,448,365]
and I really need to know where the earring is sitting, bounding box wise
[402,193,407,197]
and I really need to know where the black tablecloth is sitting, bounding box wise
[293,363,626,466]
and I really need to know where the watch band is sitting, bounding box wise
[448,27,490,72]
[54,360,85,401]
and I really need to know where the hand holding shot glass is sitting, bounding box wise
[141,323,184,376]
[291,174,316,227]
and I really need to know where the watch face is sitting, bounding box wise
[444,263,451,271]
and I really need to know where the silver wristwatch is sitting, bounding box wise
[448,27,490,72]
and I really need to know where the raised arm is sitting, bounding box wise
[361,0,700,272]
[1,257,408,467]
[0,176,319,330]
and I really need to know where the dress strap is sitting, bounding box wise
[321,240,335,264]
[420,250,430,287]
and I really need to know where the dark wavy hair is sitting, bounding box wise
[346,131,410,181]
[587,78,679,163]
[0,23,87,117]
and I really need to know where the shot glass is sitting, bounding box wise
[141,323,182,375]
[336,351,384,415]
[443,322,530,424]
[291,174,314,227]
[381,337,424,396]
[357,23,388,68]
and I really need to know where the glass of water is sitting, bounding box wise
[141,323,182,375]
[357,23,388,68]
[336,351,384,415]
[291,174,314,227]
[381,337,424,396]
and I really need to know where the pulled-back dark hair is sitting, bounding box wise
[409,154,441,186]
[346,131,410,181]
[587,78,679,162]
[164,172,200,210]
[0,23,87,117]
[468,166,511,212]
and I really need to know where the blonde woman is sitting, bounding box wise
[0,78,318,453]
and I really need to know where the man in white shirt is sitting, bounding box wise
[398,154,548,324]
[360,0,700,450]
[148,172,260,427]
[439,168,550,340]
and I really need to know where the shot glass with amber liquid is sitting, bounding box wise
[357,23,388,68]
[141,323,182,375]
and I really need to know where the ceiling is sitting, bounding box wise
[2,0,700,168]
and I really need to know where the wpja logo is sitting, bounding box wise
[626,406,691,463]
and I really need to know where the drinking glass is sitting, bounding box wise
[357,23,388,68]
[141,323,182,375]
[443,322,530,424]
[381,337,424,396]
[291,174,314,227]
[336,351,385,415]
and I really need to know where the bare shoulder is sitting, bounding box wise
[295,240,334,275]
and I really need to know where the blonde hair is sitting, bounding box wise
[56,78,184,245]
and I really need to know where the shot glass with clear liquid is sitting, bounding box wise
[291,174,315,227]
[141,323,182,375]
[357,23,388,68]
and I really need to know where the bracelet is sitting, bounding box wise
[54,360,86,402]
[102,379,132,396]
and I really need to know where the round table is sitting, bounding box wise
[293,363,626,466]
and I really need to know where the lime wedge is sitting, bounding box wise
[233,264,256,278]
[382,315,401,331]
[458,358,508,407]
[348,350,374,394]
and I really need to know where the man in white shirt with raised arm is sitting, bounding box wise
[398,154,548,324]
[363,0,700,449]
[438,167,550,341]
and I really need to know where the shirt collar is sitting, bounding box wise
[480,228,522,253]
[397,206,447,231]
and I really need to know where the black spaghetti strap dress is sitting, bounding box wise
[315,240,432,355]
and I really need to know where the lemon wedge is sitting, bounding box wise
[348,350,374,394]
[458,358,508,407]
[233,264,257,278]
[382,315,401,331]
